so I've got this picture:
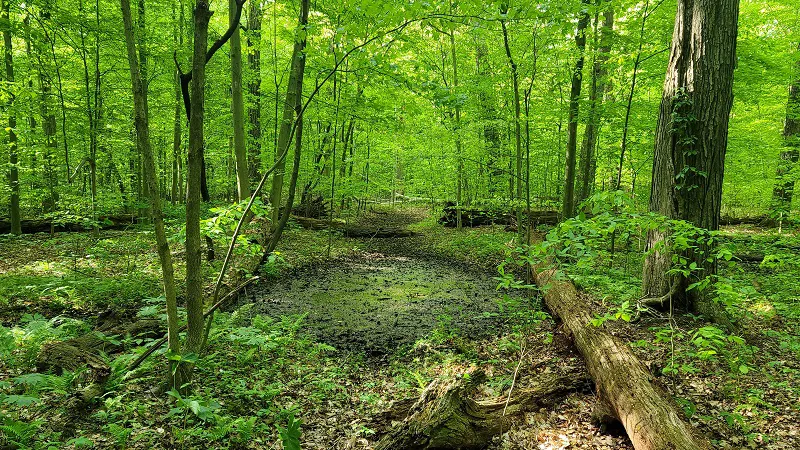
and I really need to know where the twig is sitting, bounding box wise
[503,343,528,417]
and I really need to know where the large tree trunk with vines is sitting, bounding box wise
[532,264,712,450]
[641,0,740,320]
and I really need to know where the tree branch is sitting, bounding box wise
[177,0,248,121]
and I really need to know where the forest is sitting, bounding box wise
[1,0,799,448]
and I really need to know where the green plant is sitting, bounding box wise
[277,413,302,450]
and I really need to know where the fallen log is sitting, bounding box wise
[531,263,711,450]
[375,368,589,450]
[719,215,772,226]
[438,203,559,228]
[292,195,327,219]
[37,315,161,412]
[0,215,136,234]
[291,215,415,238]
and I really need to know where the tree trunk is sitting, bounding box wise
[561,1,590,220]
[182,0,213,387]
[3,0,21,235]
[171,0,184,205]
[264,1,307,254]
[447,3,463,229]
[771,42,800,218]
[230,0,249,202]
[532,264,712,450]
[247,0,262,182]
[269,0,308,228]
[641,0,740,318]
[500,13,523,242]
[120,0,183,388]
[578,4,613,205]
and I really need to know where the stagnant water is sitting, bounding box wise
[243,255,530,356]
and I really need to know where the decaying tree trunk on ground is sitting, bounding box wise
[531,263,711,450]
[375,369,588,450]
[292,215,414,238]
[37,316,162,408]
[438,203,559,228]
[719,214,772,226]
[292,194,327,219]
[0,215,136,234]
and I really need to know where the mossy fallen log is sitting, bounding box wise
[291,215,415,238]
[438,203,559,228]
[375,368,588,450]
[0,215,136,234]
[531,263,711,450]
[36,316,162,414]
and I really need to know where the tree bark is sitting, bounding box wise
[532,264,712,450]
[578,4,613,205]
[230,0,249,202]
[181,0,214,387]
[375,369,588,450]
[641,0,740,318]
[500,13,523,242]
[269,0,308,228]
[265,2,307,254]
[120,0,183,387]
[771,42,800,218]
[561,1,590,220]
[3,0,21,235]
[246,0,262,182]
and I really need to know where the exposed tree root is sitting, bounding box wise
[375,368,589,450]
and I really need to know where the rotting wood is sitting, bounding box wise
[0,215,136,234]
[291,215,415,238]
[374,368,589,450]
[37,316,161,412]
[438,203,559,228]
[531,262,712,450]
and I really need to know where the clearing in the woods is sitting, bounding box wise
[2,205,799,449]
[2,0,800,448]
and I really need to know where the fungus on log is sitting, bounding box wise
[531,263,711,450]
[375,368,589,450]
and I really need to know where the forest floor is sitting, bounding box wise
[1,204,798,449]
